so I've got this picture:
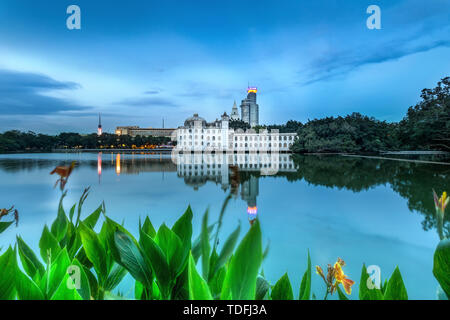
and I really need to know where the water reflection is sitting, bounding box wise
[115,154,121,175]
[97,152,102,183]
[0,152,448,236]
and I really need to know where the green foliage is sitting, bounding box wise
[114,230,153,289]
[291,112,398,153]
[336,285,349,300]
[0,247,17,299]
[289,77,450,153]
[229,119,251,131]
[433,239,450,299]
[255,276,270,300]
[0,131,172,153]
[220,220,262,300]
[271,273,294,300]
[359,264,383,300]
[298,250,311,300]
[398,77,450,151]
[0,221,14,234]
[188,253,213,300]
[3,189,445,300]
[383,266,408,300]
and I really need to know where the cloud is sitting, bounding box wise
[144,90,161,95]
[301,33,450,86]
[0,69,88,115]
[116,96,178,108]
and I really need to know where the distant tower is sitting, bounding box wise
[97,114,102,136]
[240,87,259,127]
[230,101,240,120]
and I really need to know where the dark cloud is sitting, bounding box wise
[301,38,450,86]
[0,69,88,115]
[116,96,178,108]
[144,90,160,95]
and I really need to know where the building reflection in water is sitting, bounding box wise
[97,152,102,183]
[174,153,297,223]
[93,151,296,223]
[115,154,121,175]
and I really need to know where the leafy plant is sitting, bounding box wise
[1,189,447,300]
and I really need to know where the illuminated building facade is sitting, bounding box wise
[176,113,296,152]
[115,126,175,138]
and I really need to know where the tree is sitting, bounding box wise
[398,77,450,151]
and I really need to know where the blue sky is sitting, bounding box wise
[0,0,449,134]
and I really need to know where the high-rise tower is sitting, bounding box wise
[240,87,259,127]
[97,114,102,136]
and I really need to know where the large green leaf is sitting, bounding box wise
[208,266,227,299]
[383,266,408,300]
[172,205,193,248]
[78,222,108,284]
[0,247,17,299]
[139,229,171,296]
[298,250,311,300]
[220,220,262,300]
[68,204,76,222]
[359,264,383,300]
[104,264,128,292]
[39,225,61,263]
[70,258,92,300]
[271,273,294,300]
[433,239,450,299]
[114,230,153,288]
[51,196,69,242]
[211,224,240,278]
[15,267,44,300]
[40,248,72,298]
[0,221,14,234]
[188,253,213,300]
[140,216,156,239]
[336,285,349,300]
[83,266,99,299]
[103,216,138,264]
[16,235,45,278]
[156,224,188,279]
[50,272,83,300]
[200,211,211,280]
[255,276,270,300]
[135,281,146,300]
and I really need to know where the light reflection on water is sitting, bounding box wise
[0,152,449,299]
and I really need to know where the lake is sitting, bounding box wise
[0,152,449,299]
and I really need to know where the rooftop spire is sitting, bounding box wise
[97,113,102,136]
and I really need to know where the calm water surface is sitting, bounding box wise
[0,152,449,299]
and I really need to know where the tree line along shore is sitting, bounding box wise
[1,77,448,154]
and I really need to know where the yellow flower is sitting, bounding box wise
[316,266,325,280]
[333,261,355,295]
[433,190,449,215]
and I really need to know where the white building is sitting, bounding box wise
[175,113,297,152]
